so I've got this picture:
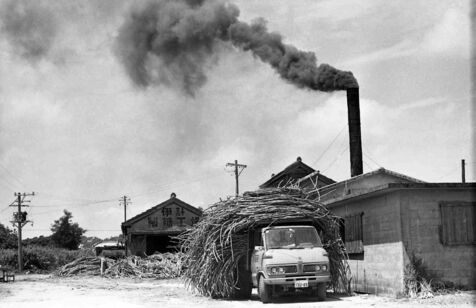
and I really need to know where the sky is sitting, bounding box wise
[0,0,473,239]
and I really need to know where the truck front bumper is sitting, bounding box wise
[263,275,330,286]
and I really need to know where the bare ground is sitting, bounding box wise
[0,274,474,308]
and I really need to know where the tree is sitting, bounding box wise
[23,235,52,247]
[0,223,17,249]
[50,210,86,250]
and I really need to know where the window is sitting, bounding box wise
[148,216,158,228]
[191,216,199,225]
[342,213,364,254]
[162,207,172,216]
[162,217,173,228]
[440,202,475,245]
[175,207,185,216]
[177,217,185,226]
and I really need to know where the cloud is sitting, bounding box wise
[420,7,470,58]
[0,0,58,62]
[344,4,470,66]
[0,1,472,239]
[397,97,448,111]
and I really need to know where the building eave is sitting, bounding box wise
[323,182,476,207]
[121,196,201,230]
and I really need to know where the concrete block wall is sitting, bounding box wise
[330,192,405,296]
[400,189,476,288]
[349,242,405,295]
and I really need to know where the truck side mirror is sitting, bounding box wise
[255,245,264,251]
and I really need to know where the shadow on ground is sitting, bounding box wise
[230,292,345,304]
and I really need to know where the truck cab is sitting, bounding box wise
[250,225,330,303]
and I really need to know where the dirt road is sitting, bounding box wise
[0,275,474,308]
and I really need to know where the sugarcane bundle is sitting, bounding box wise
[103,257,143,278]
[179,187,351,298]
[56,253,183,279]
[56,256,103,277]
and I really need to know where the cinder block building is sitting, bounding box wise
[302,168,476,295]
[121,193,202,256]
[261,159,475,296]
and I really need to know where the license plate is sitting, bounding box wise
[294,280,308,288]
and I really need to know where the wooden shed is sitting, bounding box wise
[121,193,202,256]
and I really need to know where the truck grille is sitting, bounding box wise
[281,265,298,274]
[303,264,316,272]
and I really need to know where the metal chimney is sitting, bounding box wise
[346,87,363,177]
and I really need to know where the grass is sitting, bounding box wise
[403,252,467,299]
[0,245,94,272]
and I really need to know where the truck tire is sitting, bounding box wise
[316,283,326,301]
[258,276,272,303]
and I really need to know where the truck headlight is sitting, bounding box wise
[322,265,328,271]
[267,266,291,275]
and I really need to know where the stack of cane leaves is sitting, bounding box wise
[179,187,351,298]
[103,253,183,278]
[56,256,104,276]
[56,253,183,279]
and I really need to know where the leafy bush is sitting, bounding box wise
[0,223,17,249]
[23,235,52,247]
[0,245,94,272]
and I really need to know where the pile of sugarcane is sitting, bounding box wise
[56,256,103,276]
[179,187,351,298]
[56,253,183,279]
[104,253,183,278]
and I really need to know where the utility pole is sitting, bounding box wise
[119,196,131,222]
[119,196,131,257]
[226,160,247,197]
[462,159,466,183]
[10,192,34,272]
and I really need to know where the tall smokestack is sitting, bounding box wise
[346,87,363,177]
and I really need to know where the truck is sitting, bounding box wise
[236,223,330,303]
[94,241,126,259]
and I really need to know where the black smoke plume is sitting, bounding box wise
[0,0,57,62]
[115,0,358,95]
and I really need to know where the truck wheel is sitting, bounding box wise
[258,276,272,303]
[316,283,327,301]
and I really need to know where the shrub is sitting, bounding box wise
[0,223,17,249]
[0,245,94,272]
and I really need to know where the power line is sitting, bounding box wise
[128,172,223,198]
[0,162,26,189]
[323,145,349,173]
[36,191,115,203]
[0,177,19,191]
[362,160,374,173]
[312,125,347,167]
[363,149,383,168]
[5,173,223,215]
[29,199,119,208]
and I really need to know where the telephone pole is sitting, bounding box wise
[226,160,247,197]
[119,196,131,222]
[10,192,34,272]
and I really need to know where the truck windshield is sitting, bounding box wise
[264,227,322,249]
